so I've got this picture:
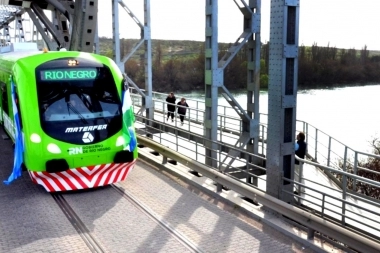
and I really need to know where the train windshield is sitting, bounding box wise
[36,57,122,145]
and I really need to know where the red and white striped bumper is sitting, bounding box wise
[28,160,136,192]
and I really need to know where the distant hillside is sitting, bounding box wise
[98,37,230,60]
[98,38,380,91]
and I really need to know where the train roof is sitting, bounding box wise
[0,44,118,77]
[0,43,41,61]
[0,43,42,72]
[0,43,112,73]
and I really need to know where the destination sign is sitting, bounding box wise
[40,68,98,81]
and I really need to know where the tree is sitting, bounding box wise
[336,137,380,200]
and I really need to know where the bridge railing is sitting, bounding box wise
[136,112,380,241]
[291,157,380,240]
[295,120,380,200]
[131,89,380,242]
[137,132,380,251]
[131,91,244,134]
[135,113,268,191]
[130,88,380,200]
[130,89,267,154]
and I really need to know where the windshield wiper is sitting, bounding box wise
[67,102,88,124]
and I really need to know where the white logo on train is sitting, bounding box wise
[82,132,94,143]
[68,147,83,155]
[65,124,107,133]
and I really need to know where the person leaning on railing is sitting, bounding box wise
[295,132,307,163]
[294,132,307,193]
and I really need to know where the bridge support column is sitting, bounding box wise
[14,15,25,42]
[113,0,154,135]
[51,9,71,49]
[245,0,261,186]
[26,8,59,50]
[112,0,121,69]
[30,2,65,50]
[70,0,98,52]
[143,0,154,128]
[2,25,11,44]
[204,0,219,189]
[266,0,299,203]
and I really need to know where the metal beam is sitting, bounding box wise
[69,0,97,52]
[1,24,10,43]
[204,0,219,188]
[266,0,299,202]
[13,14,24,42]
[0,5,24,31]
[30,2,63,50]
[246,0,261,183]
[50,8,70,49]
[114,0,153,134]
[26,8,59,50]
[112,0,121,66]
[204,1,261,188]
[45,0,70,20]
[143,0,153,123]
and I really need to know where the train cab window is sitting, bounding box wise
[35,57,122,145]
[1,82,9,115]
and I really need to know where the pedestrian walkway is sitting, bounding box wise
[136,146,346,253]
[135,106,380,241]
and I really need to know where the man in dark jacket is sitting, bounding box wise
[294,132,307,194]
[295,132,307,164]
[177,98,189,126]
[166,92,176,122]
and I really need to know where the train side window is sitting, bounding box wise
[14,91,22,129]
[1,82,9,115]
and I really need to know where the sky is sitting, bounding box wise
[97,0,380,50]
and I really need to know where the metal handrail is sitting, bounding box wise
[136,110,380,240]
[137,135,380,253]
[132,88,380,248]
[295,157,380,188]
[131,89,380,184]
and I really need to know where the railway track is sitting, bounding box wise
[111,184,204,253]
[51,185,204,253]
[51,193,107,253]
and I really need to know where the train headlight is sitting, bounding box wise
[116,136,125,147]
[68,59,79,66]
[30,133,41,143]
[47,143,61,154]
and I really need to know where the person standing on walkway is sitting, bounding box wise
[177,98,189,126]
[295,132,307,163]
[166,92,176,122]
[294,131,307,193]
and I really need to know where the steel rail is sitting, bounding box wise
[51,193,106,253]
[111,185,204,253]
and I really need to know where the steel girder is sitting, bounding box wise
[205,0,261,191]
[204,0,220,190]
[69,0,97,52]
[0,0,96,52]
[266,0,299,202]
[112,0,154,127]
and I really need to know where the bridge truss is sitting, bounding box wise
[0,0,96,52]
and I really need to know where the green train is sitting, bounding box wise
[0,43,137,191]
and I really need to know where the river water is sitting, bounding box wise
[180,84,380,153]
